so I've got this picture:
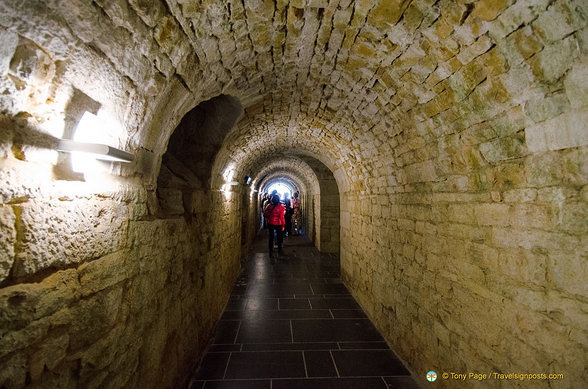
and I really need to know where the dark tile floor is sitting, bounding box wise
[190,233,420,389]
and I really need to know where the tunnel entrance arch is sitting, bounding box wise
[261,177,300,235]
[252,154,341,255]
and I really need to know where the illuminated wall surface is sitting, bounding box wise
[0,1,587,388]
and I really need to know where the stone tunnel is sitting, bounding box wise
[0,0,587,388]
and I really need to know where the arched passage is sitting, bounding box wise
[0,1,586,388]
[299,156,341,254]
[157,94,242,216]
[244,152,341,255]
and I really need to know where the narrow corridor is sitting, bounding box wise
[190,234,419,389]
[1,2,586,387]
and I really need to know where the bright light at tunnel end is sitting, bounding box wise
[266,182,293,199]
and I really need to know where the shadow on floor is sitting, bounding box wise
[189,232,420,389]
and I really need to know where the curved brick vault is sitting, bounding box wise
[0,1,587,388]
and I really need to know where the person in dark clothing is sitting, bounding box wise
[283,192,293,236]
[263,194,285,259]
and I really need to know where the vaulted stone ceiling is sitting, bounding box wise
[152,0,587,194]
[7,0,580,195]
[2,1,588,387]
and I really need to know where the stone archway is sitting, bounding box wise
[301,156,341,254]
[254,154,341,255]
[156,94,242,217]
[1,1,587,388]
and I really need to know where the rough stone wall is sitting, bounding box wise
[309,194,320,246]
[0,131,241,389]
[1,0,587,388]
[304,158,341,253]
[320,185,340,252]
[242,189,259,255]
[301,192,313,243]
[338,2,588,387]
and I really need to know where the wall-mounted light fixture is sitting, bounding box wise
[244,176,251,185]
[57,139,134,162]
[221,182,240,193]
[222,165,235,182]
[58,111,134,173]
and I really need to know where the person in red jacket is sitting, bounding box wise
[263,194,286,258]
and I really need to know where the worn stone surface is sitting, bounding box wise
[0,0,587,388]
[0,206,16,282]
[11,198,129,277]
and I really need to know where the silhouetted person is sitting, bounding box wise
[283,192,293,236]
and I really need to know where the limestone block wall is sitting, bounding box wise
[242,189,259,255]
[339,2,588,387]
[0,0,587,388]
[0,113,242,388]
[310,189,340,252]
[310,194,320,246]
[317,173,340,254]
[302,192,314,242]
